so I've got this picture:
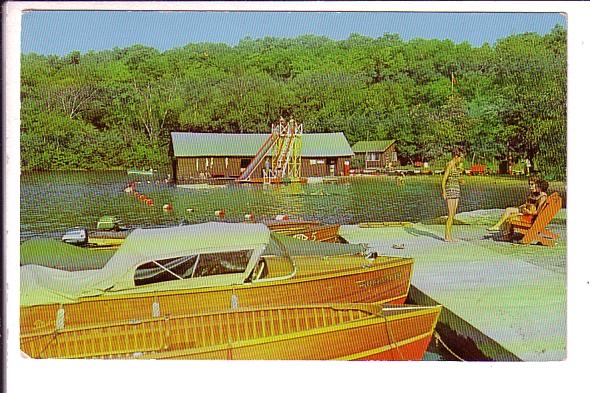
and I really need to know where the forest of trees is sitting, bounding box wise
[20,25,566,179]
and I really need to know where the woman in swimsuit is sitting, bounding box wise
[487,177,549,232]
[442,147,465,242]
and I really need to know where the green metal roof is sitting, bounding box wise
[172,132,353,157]
[351,140,395,153]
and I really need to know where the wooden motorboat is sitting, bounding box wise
[266,220,342,242]
[59,218,342,252]
[21,303,440,360]
[21,223,414,336]
[85,220,343,245]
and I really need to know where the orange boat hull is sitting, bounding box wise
[22,304,440,360]
[267,221,342,242]
[21,257,413,336]
[357,335,433,360]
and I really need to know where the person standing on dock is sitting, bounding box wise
[524,158,532,176]
[442,147,465,242]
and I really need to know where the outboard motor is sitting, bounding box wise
[61,227,89,245]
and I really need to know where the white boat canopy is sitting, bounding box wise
[21,223,270,307]
[105,222,270,268]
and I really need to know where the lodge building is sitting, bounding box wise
[351,140,398,170]
[171,132,354,183]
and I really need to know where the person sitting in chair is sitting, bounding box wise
[487,177,549,233]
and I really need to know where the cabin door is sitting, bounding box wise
[327,158,337,176]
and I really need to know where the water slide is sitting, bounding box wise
[237,133,279,181]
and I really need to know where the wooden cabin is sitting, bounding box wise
[351,140,398,170]
[171,132,353,183]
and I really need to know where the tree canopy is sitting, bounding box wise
[20,25,566,179]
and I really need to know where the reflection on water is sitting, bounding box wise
[20,170,558,240]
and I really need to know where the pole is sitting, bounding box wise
[365,127,369,170]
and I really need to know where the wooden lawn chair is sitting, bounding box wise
[509,192,562,247]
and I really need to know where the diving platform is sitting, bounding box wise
[237,118,303,183]
[339,209,567,361]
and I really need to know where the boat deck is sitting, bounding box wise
[263,255,413,279]
[339,209,567,361]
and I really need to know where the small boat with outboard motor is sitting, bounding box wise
[61,216,130,248]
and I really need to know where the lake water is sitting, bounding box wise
[20,170,558,241]
[20,171,565,361]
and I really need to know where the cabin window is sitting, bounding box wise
[134,250,253,286]
[240,159,251,169]
[367,153,379,161]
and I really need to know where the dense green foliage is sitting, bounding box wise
[21,26,566,179]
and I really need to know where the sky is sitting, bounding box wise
[21,11,566,56]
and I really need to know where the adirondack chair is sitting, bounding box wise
[508,192,562,246]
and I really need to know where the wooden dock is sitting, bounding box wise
[339,209,567,361]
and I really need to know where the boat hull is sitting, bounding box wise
[21,257,413,336]
[267,221,342,242]
[87,233,126,248]
[21,304,440,360]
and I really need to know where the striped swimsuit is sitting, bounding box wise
[445,166,461,200]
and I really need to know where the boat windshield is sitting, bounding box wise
[131,230,366,286]
[249,232,366,282]
[134,250,253,286]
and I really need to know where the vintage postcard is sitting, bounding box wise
[4,2,586,393]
